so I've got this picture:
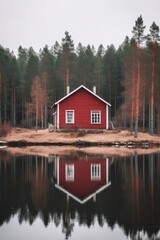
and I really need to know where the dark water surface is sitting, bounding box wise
[0,149,160,240]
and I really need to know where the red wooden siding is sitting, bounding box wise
[59,159,107,200]
[59,88,107,129]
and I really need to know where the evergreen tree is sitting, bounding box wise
[103,44,116,115]
[113,49,124,124]
[94,44,105,96]
[9,55,19,126]
[54,41,64,100]
[1,20,160,133]
[17,46,28,124]
[76,43,87,86]
[0,47,19,124]
[132,15,146,137]
[40,45,56,126]
[61,31,75,94]
[24,48,39,127]
[146,22,160,134]
[121,37,137,130]
[84,45,95,89]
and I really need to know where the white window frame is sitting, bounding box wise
[65,164,74,181]
[91,164,101,180]
[91,111,101,124]
[65,110,74,124]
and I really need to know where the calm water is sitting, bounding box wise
[0,149,160,240]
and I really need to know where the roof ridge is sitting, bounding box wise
[51,85,111,107]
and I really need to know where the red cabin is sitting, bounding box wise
[52,85,111,130]
[53,156,111,204]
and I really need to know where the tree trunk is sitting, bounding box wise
[134,47,141,138]
[41,72,48,128]
[0,72,2,124]
[131,51,135,133]
[4,78,7,123]
[41,99,44,129]
[65,50,69,95]
[142,93,145,132]
[150,46,155,134]
[35,86,39,129]
[12,76,16,126]
[157,101,160,134]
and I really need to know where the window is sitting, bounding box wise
[91,164,101,180]
[65,164,74,181]
[91,111,101,124]
[66,110,74,124]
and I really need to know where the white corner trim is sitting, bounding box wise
[57,103,59,129]
[106,105,108,129]
[106,158,108,184]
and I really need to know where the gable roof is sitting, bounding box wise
[51,85,111,107]
[55,182,111,204]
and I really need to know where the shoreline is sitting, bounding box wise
[1,127,160,157]
[0,128,160,151]
[0,139,160,148]
[1,145,160,159]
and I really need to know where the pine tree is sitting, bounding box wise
[84,45,95,89]
[31,76,41,128]
[17,46,28,124]
[61,31,75,94]
[103,45,116,113]
[76,43,87,86]
[24,48,39,127]
[121,37,137,130]
[94,45,105,96]
[132,15,146,137]
[54,41,64,100]
[147,22,160,134]
[40,45,56,127]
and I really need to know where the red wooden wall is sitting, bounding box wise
[58,88,107,129]
[59,158,107,200]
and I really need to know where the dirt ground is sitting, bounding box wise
[1,128,160,157]
[1,127,160,143]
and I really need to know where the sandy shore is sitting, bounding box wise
[1,128,160,144]
[0,128,160,157]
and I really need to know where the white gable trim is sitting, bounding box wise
[55,182,111,204]
[54,157,110,204]
[51,85,111,107]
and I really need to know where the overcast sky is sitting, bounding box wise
[1,0,160,55]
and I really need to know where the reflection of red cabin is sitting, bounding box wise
[52,85,111,130]
[54,157,111,204]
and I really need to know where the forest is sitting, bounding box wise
[0,16,160,137]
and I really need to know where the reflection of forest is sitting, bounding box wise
[0,151,160,239]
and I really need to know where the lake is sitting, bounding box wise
[0,148,160,240]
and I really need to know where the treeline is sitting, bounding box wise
[0,16,160,136]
